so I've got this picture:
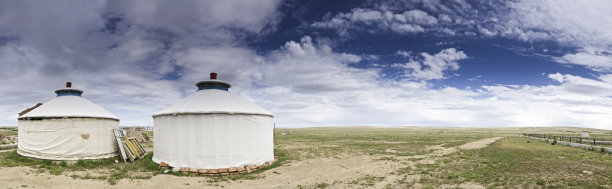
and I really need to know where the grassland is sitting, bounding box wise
[274,127,497,159]
[0,127,17,137]
[0,126,610,188]
[411,137,612,188]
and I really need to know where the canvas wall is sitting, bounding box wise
[18,118,119,160]
[153,114,274,169]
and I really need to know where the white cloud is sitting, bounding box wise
[504,0,612,46]
[493,0,612,73]
[554,50,612,72]
[312,8,439,36]
[394,48,467,80]
[311,0,612,75]
[390,23,424,34]
[347,8,383,22]
[248,38,612,129]
[397,10,438,26]
[259,36,373,93]
[109,0,282,34]
[395,50,412,57]
[438,14,452,23]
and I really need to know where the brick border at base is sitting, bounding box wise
[160,156,279,176]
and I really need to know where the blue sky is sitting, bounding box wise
[1,0,612,129]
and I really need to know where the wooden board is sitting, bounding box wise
[125,140,141,158]
[113,129,128,162]
[123,141,135,162]
[130,138,146,155]
[116,137,127,162]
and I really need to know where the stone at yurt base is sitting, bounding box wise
[153,72,275,172]
[17,82,119,160]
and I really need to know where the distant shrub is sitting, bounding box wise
[551,140,557,145]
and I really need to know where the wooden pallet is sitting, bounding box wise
[114,129,146,162]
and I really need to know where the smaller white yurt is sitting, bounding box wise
[153,73,275,169]
[18,82,119,160]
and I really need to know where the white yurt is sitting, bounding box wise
[153,73,274,169]
[18,82,119,160]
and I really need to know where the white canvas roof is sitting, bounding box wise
[19,96,119,120]
[154,89,273,117]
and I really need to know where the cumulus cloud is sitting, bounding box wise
[393,48,467,80]
[259,36,372,93]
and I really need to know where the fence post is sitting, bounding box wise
[594,139,596,146]
[569,137,572,143]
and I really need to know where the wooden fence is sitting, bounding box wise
[522,133,612,146]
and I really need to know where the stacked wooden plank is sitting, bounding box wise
[114,129,147,162]
[159,156,279,176]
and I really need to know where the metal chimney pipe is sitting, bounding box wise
[210,72,217,80]
[66,82,72,88]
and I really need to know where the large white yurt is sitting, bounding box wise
[153,73,274,169]
[18,82,119,160]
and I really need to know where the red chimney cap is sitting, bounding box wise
[210,72,217,80]
[66,82,72,88]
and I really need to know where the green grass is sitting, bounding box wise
[0,128,18,137]
[410,137,612,188]
[274,127,494,160]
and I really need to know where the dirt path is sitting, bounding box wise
[0,137,503,189]
[459,137,503,150]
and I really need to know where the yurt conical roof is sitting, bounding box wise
[153,73,273,117]
[19,82,118,120]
